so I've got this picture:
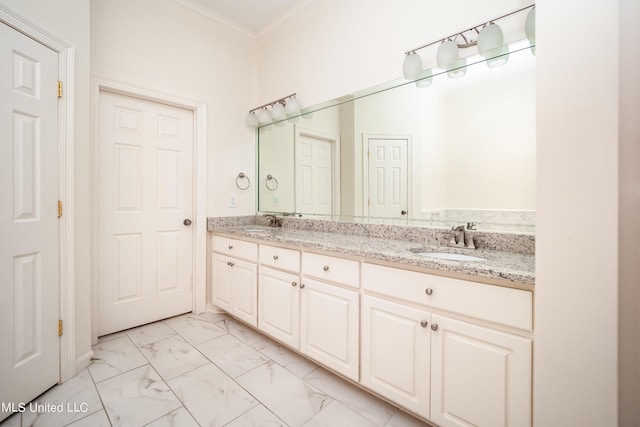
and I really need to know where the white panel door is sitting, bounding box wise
[430,315,532,427]
[295,132,334,215]
[0,22,59,421]
[98,91,194,336]
[361,295,430,419]
[368,138,408,218]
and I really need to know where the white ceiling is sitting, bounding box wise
[175,0,321,38]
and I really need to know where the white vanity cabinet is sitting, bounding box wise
[211,236,258,326]
[361,295,431,419]
[361,263,532,427]
[258,245,301,348]
[430,314,531,427]
[299,253,360,381]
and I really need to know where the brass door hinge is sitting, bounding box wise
[58,201,63,218]
[58,320,63,336]
[57,81,63,98]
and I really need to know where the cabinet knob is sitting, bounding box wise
[228,261,234,267]
[300,283,306,289]
[431,324,439,331]
[273,255,279,260]
[425,288,433,296]
[420,320,428,328]
[323,265,330,272]
[228,245,233,250]
[291,282,297,287]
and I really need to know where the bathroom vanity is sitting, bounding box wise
[208,218,533,427]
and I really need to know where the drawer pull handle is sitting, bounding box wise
[273,255,279,260]
[228,245,233,250]
[300,283,306,289]
[292,282,297,287]
[323,266,330,272]
[420,320,428,328]
[431,324,439,331]
[425,288,433,296]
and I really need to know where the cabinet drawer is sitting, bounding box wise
[362,263,532,331]
[259,244,300,273]
[212,236,257,262]
[302,252,359,289]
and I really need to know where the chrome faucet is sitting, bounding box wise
[449,224,476,249]
[263,214,282,227]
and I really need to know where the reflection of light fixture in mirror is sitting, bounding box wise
[403,52,423,80]
[246,93,301,127]
[525,7,535,55]
[415,69,433,88]
[478,23,509,68]
[402,3,534,81]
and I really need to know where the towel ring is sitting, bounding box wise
[236,172,250,190]
[265,174,279,191]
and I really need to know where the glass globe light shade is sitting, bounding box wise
[403,52,423,80]
[271,102,286,122]
[525,8,536,54]
[257,108,272,125]
[478,24,509,68]
[245,111,259,127]
[285,97,301,118]
[478,24,503,57]
[437,40,459,70]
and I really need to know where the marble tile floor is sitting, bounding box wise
[2,312,433,427]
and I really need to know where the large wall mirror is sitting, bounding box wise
[258,41,535,232]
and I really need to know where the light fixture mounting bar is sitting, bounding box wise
[249,93,297,113]
[403,3,535,55]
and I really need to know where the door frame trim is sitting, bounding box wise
[362,134,413,218]
[0,4,76,382]
[90,78,208,343]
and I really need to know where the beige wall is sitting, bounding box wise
[1,0,92,368]
[91,0,258,217]
[618,0,640,425]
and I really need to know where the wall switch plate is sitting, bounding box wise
[229,195,237,208]
[273,195,280,206]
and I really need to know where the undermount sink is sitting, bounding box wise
[414,252,487,262]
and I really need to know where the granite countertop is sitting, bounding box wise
[211,225,535,289]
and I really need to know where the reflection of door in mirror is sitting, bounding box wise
[295,127,340,216]
[366,137,408,219]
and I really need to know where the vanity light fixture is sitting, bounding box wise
[403,3,534,82]
[245,93,301,128]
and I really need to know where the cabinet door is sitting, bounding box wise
[211,253,233,312]
[430,315,532,427]
[231,259,258,327]
[258,267,300,348]
[299,278,359,381]
[361,295,430,419]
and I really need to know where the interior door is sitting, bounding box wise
[0,22,60,421]
[295,129,335,215]
[367,138,408,218]
[97,91,194,336]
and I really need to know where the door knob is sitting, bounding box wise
[401,210,407,215]
[183,219,192,226]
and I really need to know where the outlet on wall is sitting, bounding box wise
[229,195,237,208]
[273,195,280,206]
